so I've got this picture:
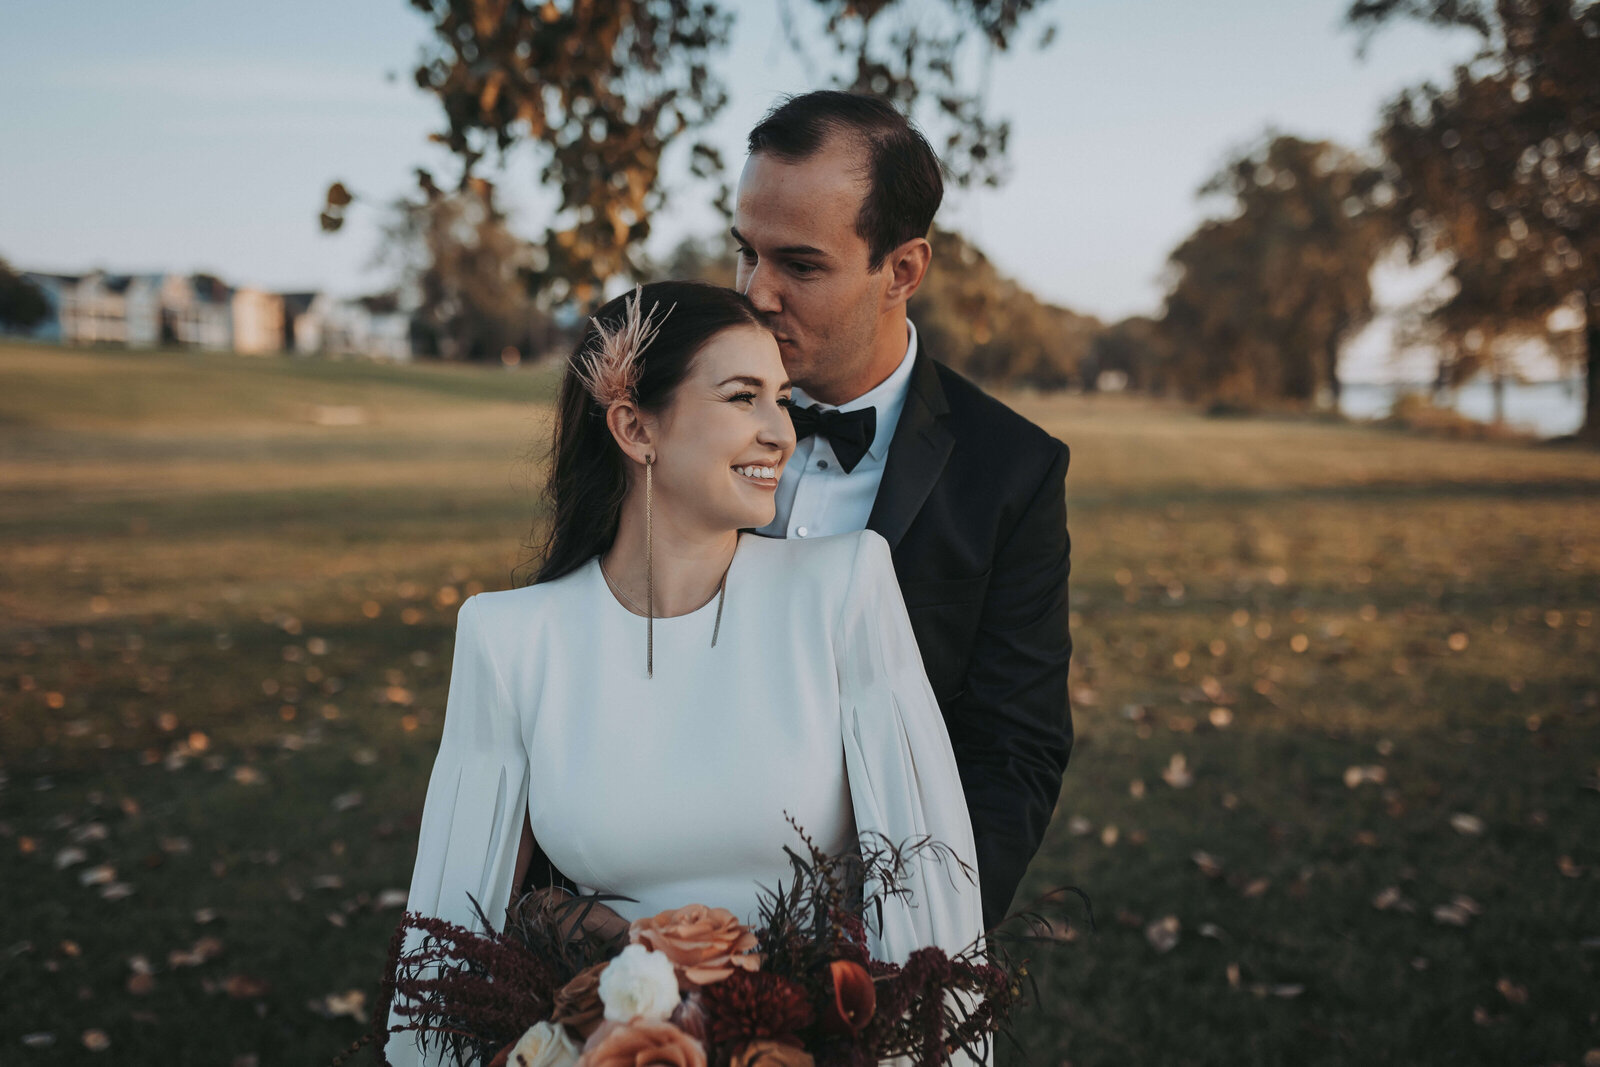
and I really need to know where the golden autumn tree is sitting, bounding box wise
[324,0,1056,315]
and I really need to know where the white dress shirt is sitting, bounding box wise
[760,320,919,540]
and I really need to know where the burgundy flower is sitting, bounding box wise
[819,960,875,1037]
[700,970,814,1045]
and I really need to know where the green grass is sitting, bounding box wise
[1,342,1597,1065]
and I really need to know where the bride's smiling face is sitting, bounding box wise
[648,325,796,534]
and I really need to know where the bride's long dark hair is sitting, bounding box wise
[527,282,768,586]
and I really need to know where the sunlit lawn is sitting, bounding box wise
[1,341,1596,1066]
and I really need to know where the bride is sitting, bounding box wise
[385,281,983,1064]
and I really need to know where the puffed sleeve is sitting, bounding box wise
[836,532,986,965]
[385,594,530,1066]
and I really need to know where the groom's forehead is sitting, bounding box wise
[735,151,868,248]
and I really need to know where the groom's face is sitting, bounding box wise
[732,137,890,404]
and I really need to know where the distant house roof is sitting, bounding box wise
[357,292,403,315]
[280,291,319,315]
[191,273,232,303]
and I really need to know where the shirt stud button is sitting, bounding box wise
[796,526,808,538]
[817,460,829,470]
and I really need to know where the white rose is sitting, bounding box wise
[505,1021,581,1067]
[597,944,680,1023]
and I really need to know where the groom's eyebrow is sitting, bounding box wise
[730,227,828,259]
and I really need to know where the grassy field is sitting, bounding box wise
[1,341,1596,1066]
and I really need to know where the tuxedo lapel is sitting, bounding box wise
[868,351,953,549]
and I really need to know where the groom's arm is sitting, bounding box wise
[946,439,1073,929]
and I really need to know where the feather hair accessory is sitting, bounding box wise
[574,286,675,408]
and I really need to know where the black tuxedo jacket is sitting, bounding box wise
[866,349,1073,928]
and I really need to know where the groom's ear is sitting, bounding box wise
[605,401,657,464]
[880,237,932,310]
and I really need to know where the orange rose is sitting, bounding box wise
[552,962,609,1038]
[628,905,760,988]
[730,1041,814,1067]
[576,1019,705,1067]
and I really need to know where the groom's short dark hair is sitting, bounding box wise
[748,91,944,272]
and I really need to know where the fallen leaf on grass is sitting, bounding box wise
[1145,915,1180,954]
[224,973,271,999]
[1249,983,1305,999]
[331,790,363,812]
[22,1032,55,1048]
[1495,977,1527,1005]
[1371,886,1416,913]
[1432,895,1482,927]
[311,874,344,891]
[1583,1050,1600,1067]
[1192,851,1224,877]
[1066,815,1093,837]
[82,1029,111,1051]
[376,889,408,909]
[1449,813,1485,836]
[100,882,135,901]
[127,972,155,995]
[232,767,266,787]
[308,989,367,1021]
[55,846,87,870]
[1099,825,1119,847]
[1343,765,1386,788]
[1198,923,1228,940]
[169,936,224,968]
[79,864,115,887]
[1241,878,1271,899]
[1161,753,1194,789]
[1558,855,1582,878]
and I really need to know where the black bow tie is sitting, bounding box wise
[788,403,877,473]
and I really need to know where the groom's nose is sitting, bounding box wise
[740,262,782,315]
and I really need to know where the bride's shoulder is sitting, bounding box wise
[460,563,590,628]
[741,529,891,582]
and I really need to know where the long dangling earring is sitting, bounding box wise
[645,453,654,679]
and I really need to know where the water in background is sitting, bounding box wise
[1339,379,1587,438]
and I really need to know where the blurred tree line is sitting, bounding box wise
[328,0,1597,439]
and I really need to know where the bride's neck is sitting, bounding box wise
[602,498,738,618]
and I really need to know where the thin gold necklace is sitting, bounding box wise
[599,552,732,659]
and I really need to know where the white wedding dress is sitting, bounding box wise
[385,530,984,1066]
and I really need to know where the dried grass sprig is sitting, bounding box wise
[573,285,675,408]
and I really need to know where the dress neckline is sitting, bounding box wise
[591,532,744,623]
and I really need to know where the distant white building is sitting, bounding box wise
[231,288,285,355]
[295,292,412,361]
[160,274,233,350]
[61,271,129,345]
[7,267,412,361]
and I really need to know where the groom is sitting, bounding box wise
[734,91,1073,928]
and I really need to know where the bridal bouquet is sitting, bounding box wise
[371,828,1044,1067]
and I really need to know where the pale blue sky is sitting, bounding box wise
[0,0,1480,326]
